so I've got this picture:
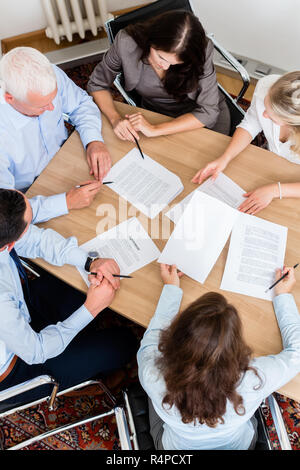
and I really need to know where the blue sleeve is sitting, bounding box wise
[54,65,104,148]
[15,224,87,268]
[30,193,69,224]
[0,286,92,365]
[250,293,300,398]
[137,285,183,387]
[0,224,93,365]
[0,154,68,224]
[0,153,16,188]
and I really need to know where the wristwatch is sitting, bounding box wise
[84,250,99,273]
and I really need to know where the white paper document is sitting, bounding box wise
[106,148,183,219]
[159,189,287,298]
[158,191,240,283]
[77,217,161,285]
[220,212,287,301]
[165,173,245,224]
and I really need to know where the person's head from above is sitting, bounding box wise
[263,71,300,155]
[156,292,261,427]
[125,10,208,99]
[0,47,57,117]
[0,189,32,253]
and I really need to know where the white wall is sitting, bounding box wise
[192,0,300,71]
[0,0,47,39]
[0,0,299,71]
[0,0,145,39]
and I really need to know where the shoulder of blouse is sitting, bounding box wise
[253,74,282,100]
[205,37,214,57]
[113,29,142,58]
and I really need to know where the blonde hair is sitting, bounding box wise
[269,71,300,156]
[0,47,56,102]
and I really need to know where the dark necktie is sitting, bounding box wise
[9,248,31,302]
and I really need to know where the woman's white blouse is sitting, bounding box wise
[237,74,300,165]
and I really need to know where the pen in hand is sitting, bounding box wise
[128,130,144,160]
[89,272,133,278]
[76,182,113,188]
[265,263,299,293]
[133,135,145,160]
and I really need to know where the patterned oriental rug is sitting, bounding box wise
[0,58,299,451]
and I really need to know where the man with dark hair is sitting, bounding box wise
[0,189,27,246]
[0,189,136,407]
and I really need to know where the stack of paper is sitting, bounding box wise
[159,190,287,301]
[77,217,161,285]
[105,148,183,219]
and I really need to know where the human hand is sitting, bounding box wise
[274,266,296,296]
[111,116,139,142]
[238,184,277,215]
[126,113,158,138]
[191,156,228,185]
[89,258,121,290]
[86,141,112,181]
[160,264,183,287]
[66,180,102,210]
[84,278,116,317]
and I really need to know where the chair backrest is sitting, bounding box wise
[105,0,193,44]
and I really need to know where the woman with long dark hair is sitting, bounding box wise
[87,10,230,141]
[137,264,300,450]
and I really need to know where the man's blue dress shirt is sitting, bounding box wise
[0,64,103,223]
[0,223,92,376]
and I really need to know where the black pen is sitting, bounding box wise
[265,263,299,293]
[90,272,133,278]
[76,182,113,188]
[131,134,144,160]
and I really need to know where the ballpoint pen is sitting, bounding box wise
[90,273,133,278]
[265,263,299,293]
[131,134,144,159]
[76,182,113,188]
[134,136,145,159]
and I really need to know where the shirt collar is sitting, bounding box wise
[0,247,11,263]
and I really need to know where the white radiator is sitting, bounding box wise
[42,0,113,45]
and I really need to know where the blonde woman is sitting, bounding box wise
[192,72,300,215]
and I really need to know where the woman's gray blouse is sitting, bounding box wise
[87,29,225,130]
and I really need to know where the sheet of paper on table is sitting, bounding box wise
[159,190,287,300]
[105,148,184,219]
[158,191,240,283]
[220,212,287,301]
[165,172,245,224]
[77,217,161,285]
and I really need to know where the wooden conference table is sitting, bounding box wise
[27,101,300,401]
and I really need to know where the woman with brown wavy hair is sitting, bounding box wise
[87,10,230,142]
[137,264,300,450]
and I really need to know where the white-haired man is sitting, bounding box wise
[0,47,112,223]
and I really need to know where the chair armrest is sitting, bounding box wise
[0,374,57,402]
[115,406,133,450]
[267,394,292,450]
[207,33,250,103]
[113,74,137,106]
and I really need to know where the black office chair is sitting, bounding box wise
[123,381,293,450]
[104,0,250,136]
